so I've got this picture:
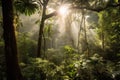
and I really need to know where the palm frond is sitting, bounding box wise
[14,0,39,16]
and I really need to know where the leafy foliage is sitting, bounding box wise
[14,0,39,15]
[1,0,120,80]
[17,33,37,62]
[97,7,120,61]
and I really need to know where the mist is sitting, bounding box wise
[18,8,100,53]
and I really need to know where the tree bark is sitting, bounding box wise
[37,4,46,57]
[1,0,23,80]
[37,0,57,57]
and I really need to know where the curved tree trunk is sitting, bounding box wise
[37,0,57,57]
[1,0,23,80]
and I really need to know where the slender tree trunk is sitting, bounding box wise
[37,0,56,57]
[101,28,105,50]
[1,0,23,80]
[83,14,89,56]
[77,12,84,53]
[37,5,46,57]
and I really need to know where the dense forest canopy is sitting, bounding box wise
[0,0,120,80]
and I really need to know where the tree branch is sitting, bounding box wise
[71,3,120,12]
[45,11,57,19]
[39,0,43,5]
[44,3,120,19]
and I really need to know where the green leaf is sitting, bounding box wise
[14,0,39,16]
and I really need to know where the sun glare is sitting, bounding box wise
[58,5,69,16]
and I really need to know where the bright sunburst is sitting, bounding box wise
[58,5,69,16]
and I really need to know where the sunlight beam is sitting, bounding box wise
[58,5,69,16]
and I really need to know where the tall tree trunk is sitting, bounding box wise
[1,0,23,80]
[37,5,46,57]
[37,0,56,57]
[77,12,84,53]
[83,14,89,56]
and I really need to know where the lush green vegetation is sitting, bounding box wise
[0,0,120,80]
